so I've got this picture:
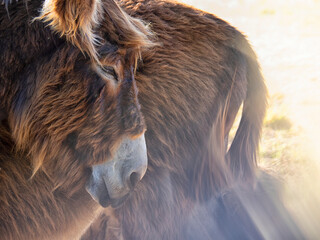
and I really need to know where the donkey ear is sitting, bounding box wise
[37,0,102,61]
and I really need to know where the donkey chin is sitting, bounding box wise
[86,134,148,208]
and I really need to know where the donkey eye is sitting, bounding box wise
[99,66,118,82]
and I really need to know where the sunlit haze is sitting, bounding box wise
[179,0,320,238]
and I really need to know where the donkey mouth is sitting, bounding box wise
[86,177,132,208]
[110,194,130,208]
[97,190,129,208]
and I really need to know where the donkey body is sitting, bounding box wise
[84,1,303,239]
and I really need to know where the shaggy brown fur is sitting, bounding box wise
[0,0,153,239]
[82,0,272,239]
[37,0,155,62]
[3,0,297,239]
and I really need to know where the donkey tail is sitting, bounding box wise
[227,35,268,182]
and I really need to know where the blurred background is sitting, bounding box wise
[178,0,320,238]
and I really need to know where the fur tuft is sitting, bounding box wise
[35,0,103,62]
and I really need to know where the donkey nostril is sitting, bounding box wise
[128,172,140,189]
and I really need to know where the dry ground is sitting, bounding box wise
[179,0,320,238]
